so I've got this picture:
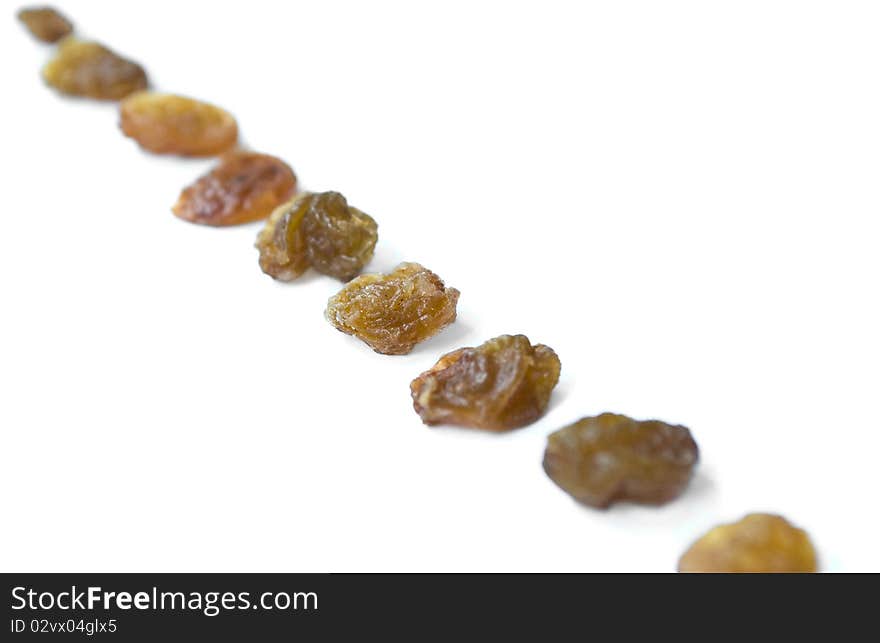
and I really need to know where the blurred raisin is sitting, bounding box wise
[18,6,72,42]
[326,262,459,355]
[411,335,561,431]
[42,38,147,100]
[678,513,817,573]
[543,413,698,508]
[256,191,378,281]
[255,196,311,281]
[119,91,238,157]
[172,152,296,226]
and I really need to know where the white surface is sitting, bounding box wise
[1,0,878,572]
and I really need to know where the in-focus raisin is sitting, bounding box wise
[43,38,147,100]
[119,91,238,157]
[18,6,72,42]
[678,513,817,573]
[172,152,296,226]
[543,413,699,508]
[325,262,459,355]
[300,192,378,281]
[255,192,378,281]
[411,334,561,431]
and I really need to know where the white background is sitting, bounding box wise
[1,0,878,572]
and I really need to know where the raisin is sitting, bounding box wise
[255,197,311,281]
[325,262,459,355]
[411,335,561,431]
[678,513,818,573]
[300,192,378,281]
[172,152,296,226]
[17,6,72,43]
[542,413,698,508]
[42,38,147,100]
[255,191,378,282]
[119,91,238,157]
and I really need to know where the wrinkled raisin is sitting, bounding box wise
[411,335,561,431]
[172,152,296,226]
[42,38,147,100]
[18,6,72,42]
[255,197,311,281]
[119,91,238,157]
[543,413,699,508]
[256,191,378,281]
[300,192,378,281]
[326,262,459,355]
[678,513,817,573]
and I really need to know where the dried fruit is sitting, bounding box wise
[300,192,378,281]
[325,262,459,355]
[678,513,818,573]
[543,413,698,508]
[255,197,310,281]
[256,191,378,281]
[119,91,238,157]
[172,152,296,226]
[42,38,147,100]
[17,6,73,42]
[411,335,561,431]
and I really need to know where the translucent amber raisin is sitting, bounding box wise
[18,6,72,42]
[326,262,459,355]
[172,152,296,226]
[678,513,817,573]
[119,91,238,157]
[543,413,698,508]
[300,192,378,280]
[42,38,147,100]
[411,335,561,431]
[255,197,311,281]
[255,192,378,281]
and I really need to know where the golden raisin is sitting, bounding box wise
[172,152,296,226]
[255,192,378,282]
[42,38,147,100]
[17,6,72,42]
[300,193,378,280]
[543,413,699,508]
[411,335,561,431]
[678,513,818,573]
[255,197,311,281]
[119,91,238,157]
[325,262,459,355]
